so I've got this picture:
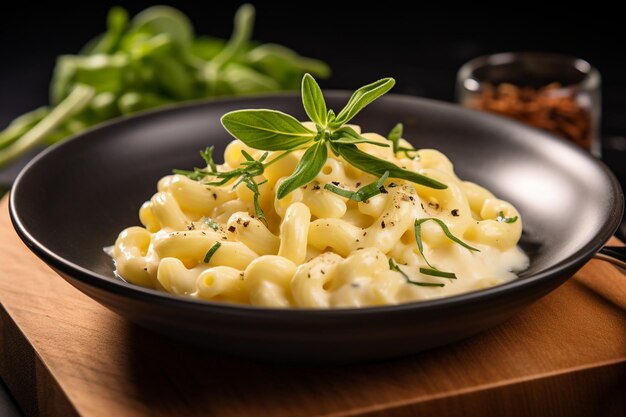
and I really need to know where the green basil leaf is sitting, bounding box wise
[221,109,315,150]
[327,109,336,125]
[277,140,327,199]
[336,144,447,189]
[330,77,395,127]
[301,73,327,126]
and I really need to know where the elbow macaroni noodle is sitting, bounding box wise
[112,126,528,308]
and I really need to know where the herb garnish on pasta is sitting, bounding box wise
[111,74,528,307]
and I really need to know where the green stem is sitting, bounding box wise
[0,85,95,169]
[262,148,295,169]
[0,107,49,150]
[205,4,255,95]
[211,4,254,68]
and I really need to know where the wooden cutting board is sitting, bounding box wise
[0,197,625,417]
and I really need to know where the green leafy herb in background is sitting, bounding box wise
[0,4,330,169]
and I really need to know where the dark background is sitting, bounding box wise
[0,4,625,414]
[2,3,626,134]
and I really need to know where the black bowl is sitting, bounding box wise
[10,93,624,362]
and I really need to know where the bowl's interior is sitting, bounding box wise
[11,93,622,291]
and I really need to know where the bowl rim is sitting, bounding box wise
[9,91,625,317]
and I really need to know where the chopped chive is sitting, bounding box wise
[386,122,418,159]
[200,146,217,172]
[419,267,456,279]
[177,149,270,221]
[414,218,480,253]
[243,176,266,224]
[497,211,519,224]
[203,242,222,263]
[413,220,436,270]
[324,171,389,202]
[389,258,445,288]
[413,217,478,277]
[203,217,220,231]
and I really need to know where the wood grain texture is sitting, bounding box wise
[0,197,625,417]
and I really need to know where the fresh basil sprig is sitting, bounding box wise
[221,73,447,199]
[329,78,396,127]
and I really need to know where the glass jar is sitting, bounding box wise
[456,52,601,156]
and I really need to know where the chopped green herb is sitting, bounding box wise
[202,217,220,231]
[175,148,289,223]
[386,122,419,159]
[413,217,479,273]
[203,242,222,263]
[200,146,217,172]
[243,177,267,224]
[497,211,519,224]
[324,171,389,202]
[389,258,445,287]
[419,267,457,279]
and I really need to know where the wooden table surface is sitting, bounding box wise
[0,197,625,417]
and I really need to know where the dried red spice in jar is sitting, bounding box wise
[457,53,601,155]
[468,82,592,149]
